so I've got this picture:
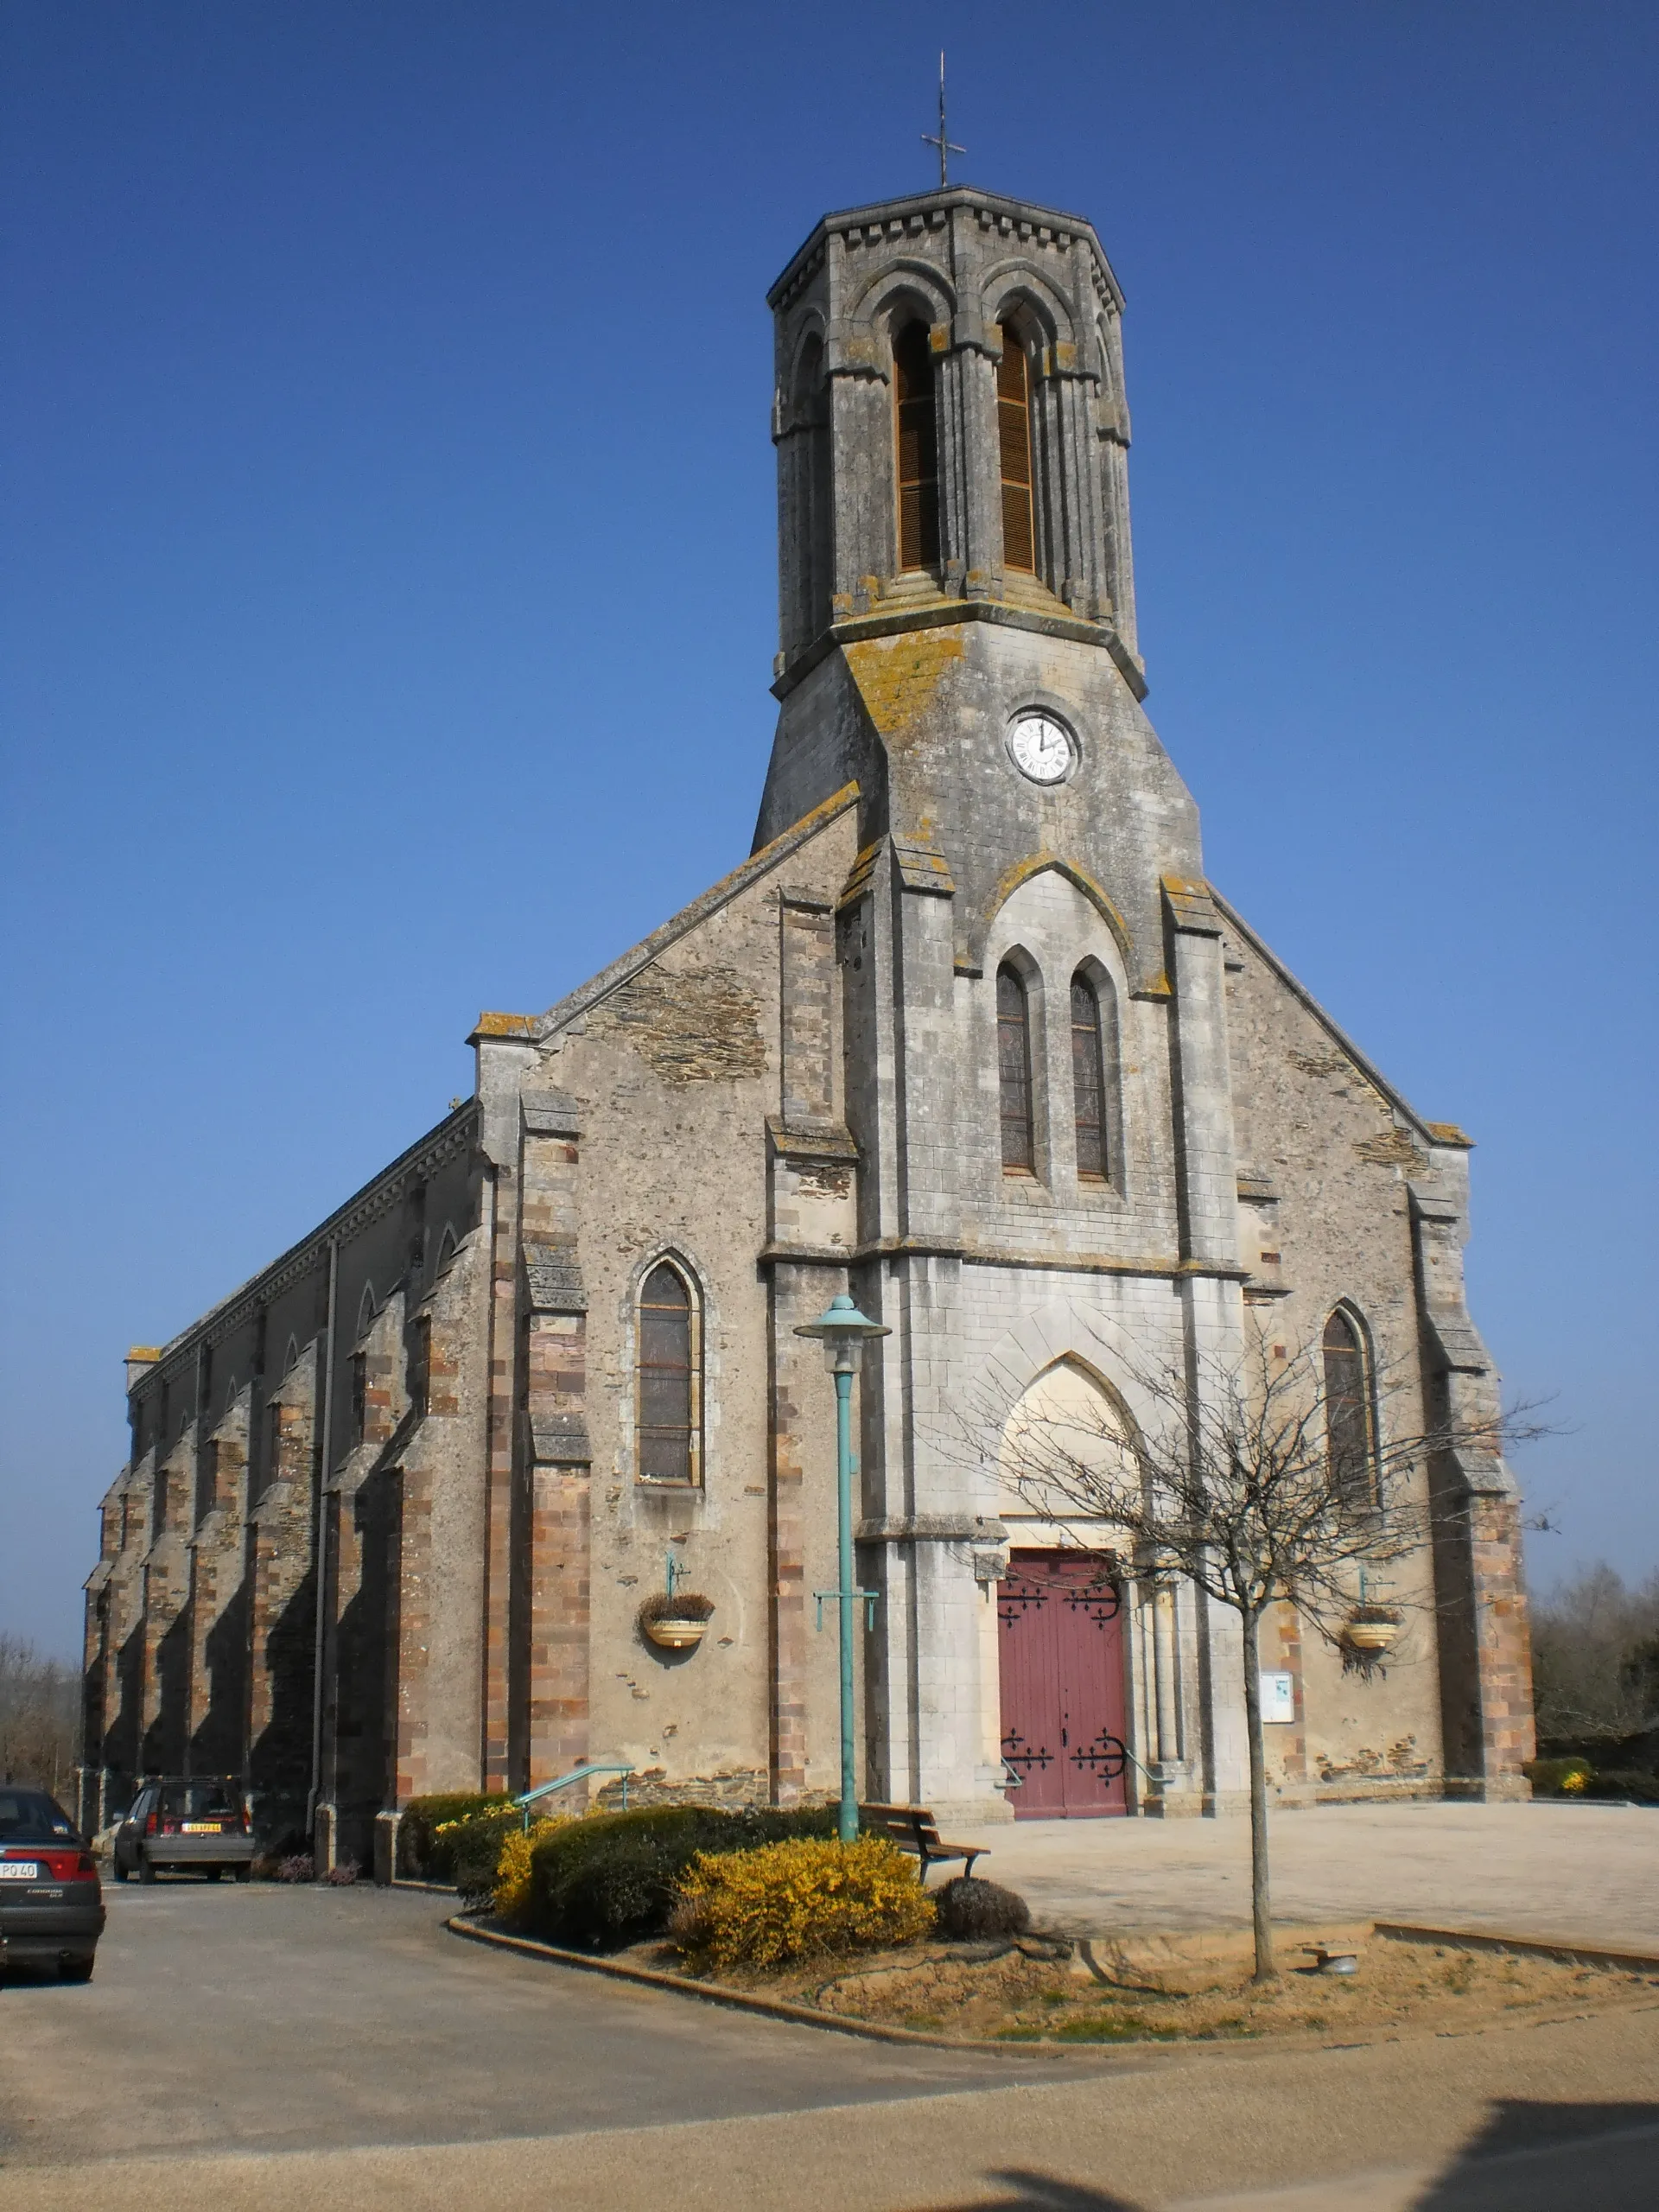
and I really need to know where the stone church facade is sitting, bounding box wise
[81,184,1534,1866]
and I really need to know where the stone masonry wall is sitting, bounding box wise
[1220,905,1462,1801]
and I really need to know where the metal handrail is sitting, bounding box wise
[512,1761,634,1828]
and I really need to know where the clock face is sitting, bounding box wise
[1007,711,1075,785]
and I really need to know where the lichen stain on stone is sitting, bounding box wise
[1353,1128,1428,1170]
[844,631,965,740]
[594,963,767,1084]
[795,1163,851,1198]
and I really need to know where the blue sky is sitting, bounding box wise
[3,3,1655,1656]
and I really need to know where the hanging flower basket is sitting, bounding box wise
[1341,1605,1403,1676]
[1342,1605,1402,1654]
[639,1591,715,1650]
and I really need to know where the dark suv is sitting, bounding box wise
[112,1777,256,1883]
[0,1787,105,1981]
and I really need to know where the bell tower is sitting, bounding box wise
[754,183,1198,1011]
[755,185,1163,873]
[767,186,1141,693]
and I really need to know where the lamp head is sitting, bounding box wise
[793,1293,891,1372]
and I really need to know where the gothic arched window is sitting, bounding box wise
[1070,971,1110,1180]
[638,1261,701,1484]
[996,325,1035,573]
[893,321,940,572]
[1323,1307,1376,1516]
[996,963,1034,1173]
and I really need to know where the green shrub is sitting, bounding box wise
[1583,1768,1659,1804]
[442,1805,535,1900]
[1524,1757,1595,1796]
[933,1875,1031,1940]
[525,1802,836,1952]
[673,1836,935,1968]
[399,1792,512,1880]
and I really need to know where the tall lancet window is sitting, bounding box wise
[996,325,1035,573]
[1322,1307,1376,1517]
[893,321,940,572]
[996,963,1035,1173]
[1070,972,1109,1180]
[638,1262,701,1484]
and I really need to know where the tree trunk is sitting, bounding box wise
[1241,1606,1276,1982]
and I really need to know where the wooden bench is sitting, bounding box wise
[859,1802,988,1885]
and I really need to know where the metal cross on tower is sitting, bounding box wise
[921,51,966,188]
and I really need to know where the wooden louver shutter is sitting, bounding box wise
[997,327,1035,573]
[893,322,940,571]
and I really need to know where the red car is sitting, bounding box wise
[0,1787,105,1982]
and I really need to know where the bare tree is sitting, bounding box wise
[994,1323,1541,1983]
[1529,1564,1659,1745]
[0,1633,81,1799]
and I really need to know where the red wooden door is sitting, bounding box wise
[997,1550,1129,1818]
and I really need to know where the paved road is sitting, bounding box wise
[0,1883,1084,2166]
[3,1875,1656,2208]
[957,1802,1659,1949]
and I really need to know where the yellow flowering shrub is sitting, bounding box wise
[1560,1768,1588,1794]
[493,1817,564,1926]
[674,1836,935,1969]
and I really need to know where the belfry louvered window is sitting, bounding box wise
[997,963,1035,1173]
[1322,1308,1376,1516]
[996,325,1035,573]
[893,321,940,571]
[1071,973,1109,1180]
[638,1261,700,1484]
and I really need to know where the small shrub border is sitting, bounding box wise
[524,1803,837,1952]
[400,1792,512,1880]
[672,1836,936,1968]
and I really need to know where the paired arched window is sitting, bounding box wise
[996,324,1036,573]
[893,321,940,572]
[1322,1307,1376,1515]
[996,963,1034,1172]
[1070,971,1110,1180]
[638,1260,701,1484]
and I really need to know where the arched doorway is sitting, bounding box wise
[995,1360,1135,1818]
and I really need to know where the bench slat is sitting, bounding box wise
[857,1803,988,1882]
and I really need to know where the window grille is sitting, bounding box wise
[1323,1308,1376,1515]
[997,964,1035,1172]
[1071,975,1109,1179]
[638,1262,700,1484]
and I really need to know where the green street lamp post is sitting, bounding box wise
[793,1293,892,1843]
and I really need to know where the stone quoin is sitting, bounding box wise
[80,182,1534,1865]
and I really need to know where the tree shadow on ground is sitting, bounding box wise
[930,2180,1140,2209]
[1414,2100,1659,2210]
[923,2101,1659,2209]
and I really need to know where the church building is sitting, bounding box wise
[81,182,1535,1866]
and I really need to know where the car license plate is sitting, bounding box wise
[0,1861,39,1880]
[181,1822,222,1834]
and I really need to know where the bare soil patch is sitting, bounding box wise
[639,1924,1659,2044]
